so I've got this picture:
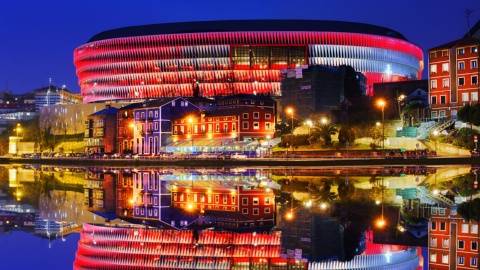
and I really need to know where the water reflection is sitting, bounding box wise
[2,164,477,269]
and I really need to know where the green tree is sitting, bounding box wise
[312,123,337,146]
[457,103,480,126]
[338,125,356,145]
[337,179,355,201]
[308,180,337,203]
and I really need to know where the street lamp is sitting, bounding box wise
[377,99,386,151]
[286,107,294,133]
[188,117,194,153]
[305,120,313,135]
[15,123,21,156]
[321,117,327,125]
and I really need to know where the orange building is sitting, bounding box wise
[429,206,479,269]
[428,37,480,119]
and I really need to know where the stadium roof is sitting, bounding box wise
[88,20,408,43]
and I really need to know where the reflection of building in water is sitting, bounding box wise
[429,206,479,270]
[84,170,117,221]
[74,223,286,270]
[34,217,82,248]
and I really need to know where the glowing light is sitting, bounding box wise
[285,211,294,220]
[320,203,327,209]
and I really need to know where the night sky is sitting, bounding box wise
[0,0,479,94]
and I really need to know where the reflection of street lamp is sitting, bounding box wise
[433,130,439,153]
[377,100,385,151]
[188,117,194,153]
[286,107,294,133]
[321,117,327,125]
[15,123,21,156]
[376,176,385,228]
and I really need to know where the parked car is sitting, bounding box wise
[197,153,218,159]
[471,149,480,157]
[231,153,248,159]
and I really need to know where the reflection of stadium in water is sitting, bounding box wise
[8,165,468,268]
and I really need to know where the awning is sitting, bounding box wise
[166,138,235,148]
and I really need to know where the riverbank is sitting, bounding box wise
[2,156,479,167]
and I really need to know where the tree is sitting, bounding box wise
[337,179,355,201]
[457,103,480,126]
[338,125,355,145]
[312,123,337,146]
[308,180,337,203]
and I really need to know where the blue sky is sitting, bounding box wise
[0,0,479,94]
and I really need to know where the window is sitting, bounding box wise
[472,60,477,68]
[440,110,446,117]
[215,195,219,204]
[442,63,449,72]
[243,113,248,119]
[439,208,445,215]
[442,50,449,56]
[253,112,259,119]
[430,64,437,74]
[472,258,477,266]
[472,241,478,250]
[443,79,449,87]
[431,96,437,105]
[243,122,249,129]
[459,77,465,86]
[459,240,464,249]
[242,208,248,214]
[442,254,448,264]
[430,253,437,262]
[472,76,478,85]
[432,111,438,118]
[462,223,469,233]
[431,237,437,247]
[242,198,248,205]
[442,238,449,247]
[253,208,259,215]
[440,96,446,104]
[265,207,270,213]
[232,195,235,204]
[223,194,227,204]
[431,80,437,89]
[472,224,478,234]
[265,122,271,130]
[215,124,219,132]
[459,62,465,70]
[463,93,469,102]
[432,208,437,215]
[472,92,478,101]
[458,256,464,265]
[265,197,270,205]
[265,114,271,120]
[232,123,236,131]
[472,47,478,53]
[440,222,446,231]
[253,198,259,205]
[431,221,437,230]
[253,122,259,130]
[430,52,436,58]
[459,48,465,55]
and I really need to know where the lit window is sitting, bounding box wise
[459,48,465,55]
[442,63,449,72]
[253,198,259,205]
[265,122,271,130]
[472,60,477,68]
[462,93,469,102]
[265,114,271,119]
[472,47,478,53]
[462,223,469,233]
[442,254,448,264]
[431,80,437,89]
[430,253,436,262]
[443,79,449,87]
[442,238,449,247]
[472,258,477,266]
[459,62,465,70]
[430,64,437,74]
[253,122,259,130]
[431,237,437,247]
[472,224,478,234]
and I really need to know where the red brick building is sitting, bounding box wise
[428,37,480,119]
[172,107,274,143]
[429,206,479,269]
[84,105,118,154]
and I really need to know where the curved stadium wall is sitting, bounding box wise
[73,20,424,103]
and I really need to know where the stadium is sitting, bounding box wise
[73,20,424,103]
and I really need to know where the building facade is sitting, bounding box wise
[74,20,423,103]
[84,105,118,154]
[429,206,479,269]
[428,37,480,120]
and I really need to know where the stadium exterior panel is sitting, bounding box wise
[74,20,424,103]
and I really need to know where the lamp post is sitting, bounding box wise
[305,120,312,135]
[15,123,21,156]
[287,107,294,134]
[377,100,385,151]
[188,117,194,154]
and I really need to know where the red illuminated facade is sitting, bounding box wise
[171,184,275,228]
[172,107,274,142]
[74,20,423,103]
[428,37,480,119]
[74,223,284,270]
[429,206,479,269]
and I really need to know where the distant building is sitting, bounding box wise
[429,206,479,269]
[33,85,82,112]
[281,65,366,121]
